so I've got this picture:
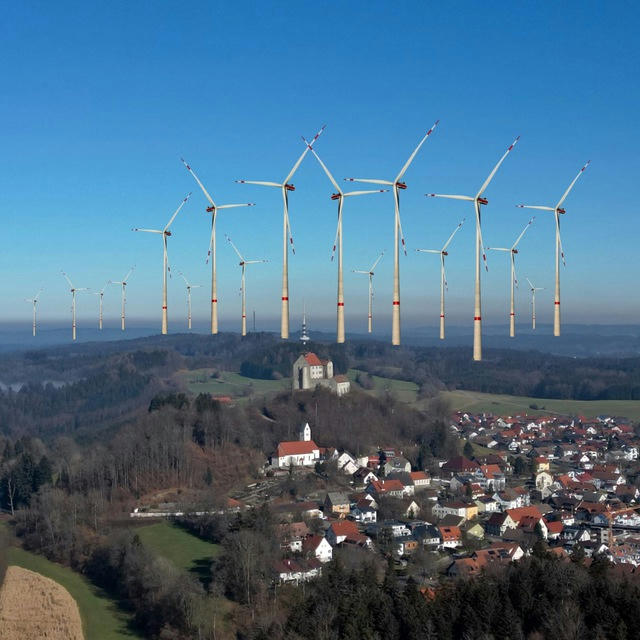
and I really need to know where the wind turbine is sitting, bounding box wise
[345,120,439,346]
[133,194,191,335]
[181,158,255,335]
[226,234,267,336]
[109,267,134,331]
[427,136,520,361]
[236,124,325,339]
[526,278,545,330]
[415,219,465,340]
[25,289,43,337]
[352,252,384,334]
[303,140,387,343]
[487,217,535,338]
[516,161,590,337]
[93,283,109,330]
[61,272,89,341]
[178,272,201,330]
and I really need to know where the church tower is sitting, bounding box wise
[298,422,311,442]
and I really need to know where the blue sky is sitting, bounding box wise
[1,1,638,337]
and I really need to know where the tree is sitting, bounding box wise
[463,440,474,458]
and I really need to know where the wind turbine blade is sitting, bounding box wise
[556,160,591,208]
[235,180,282,187]
[61,271,73,288]
[426,194,474,201]
[304,139,341,194]
[284,124,326,184]
[205,223,215,264]
[344,189,389,197]
[345,178,394,186]
[512,217,535,248]
[477,222,489,271]
[286,210,296,255]
[395,120,439,182]
[164,192,191,231]
[181,158,215,207]
[370,252,384,272]
[476,136,520,198]
[330,217,339,261]
[442,218,465,251]
[557,217,566,266]
[415,249,441,254]
[122,266,135,282]
[133,228,162,234]
[516,205,554,211]
[245,260,268,264]
[216,203,256,209]
[352,270,369,274]
[179,272,190,286]
[526,277,534,289]
[226,234,245,261]
[513,254,519,288]
[398,214,407,256]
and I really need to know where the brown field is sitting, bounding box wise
[0,565,84,640]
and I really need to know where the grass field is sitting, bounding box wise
[442,389,640,421]
[179,368,290,397]
[6,546,139,640]
[348,369,420,403]
[135,521,221,586]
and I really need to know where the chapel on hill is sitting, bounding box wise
[292,352,350,396]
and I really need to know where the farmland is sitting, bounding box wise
[178,368,290,398]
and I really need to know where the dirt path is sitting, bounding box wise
[0,565,84,640]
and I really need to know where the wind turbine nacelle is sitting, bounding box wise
[477,197,489,205]
[442,251,448,256]
[330,193,341,200]
[512,249,519,254]
[164,231,172,236]
[285,183,296,191]
[239,261,245,266]
[557,208,566,214]
[395,182,407,190]
[206,206,215,213]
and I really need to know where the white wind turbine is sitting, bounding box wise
[352,252,384,334]
[61,272,89,341]
[526,278,545,330]
[236,125,325,339]
[181,158,255,335]
[415,219,465,340]
[93,282,109,330]
[516,161,590,337]
[178,272,201,331]
[25,289,43,337]
[345,120,439,346]
[303,140,387,343]
[225,234,267,336]
[487,217,535,338]
[109,267,135,331]
[427,136,520,361]
[133,194,191,335]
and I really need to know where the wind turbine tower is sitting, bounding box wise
[236,125,325,339]
[109,267,134,331]
[181,158,255,334]
[179,272,201,330]
[487,218,534,337]
[352,252,384,334]
[517,161,590,337]
[61,272,89,341]
[416,219,465,340]
[304,140,386,343]
[133,194,191,335]
[25,290,43,337]
[346,121,439,346]
[93,283,109,330]
[427,136,520,361]
[226,234,267,336]
[526,278,545,330]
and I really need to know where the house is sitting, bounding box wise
[274,558,322,584]
[337,451,359,475]
[506,506,547,539]
[395,535,420,556]
[432,500,478,522]
[353,467,378,488]
[403,500,421,519]
[465,523,485,540]
[326,520,372,548]
[478,464,506,491]
[292,352,350,395]
[350,501,377,523]
[277,522,311,552]
[441,456,479,476]
[475,496,500,513]
[273,424,320,468]
[438,525,462,549]
[383,456,412,475]
[447,543,524,577]
[324,491,350,517]
[302,535,333,563]
[486,512,517,537]
[367,478,406,499]
[410,524,441,547]
[409,470,430,489]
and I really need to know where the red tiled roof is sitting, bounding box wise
[276,440,319,457]
[410,471,429,481]
[304,352,323,366]
[439,525,461,541]
[329,520,360,537]
[506,505,543,524]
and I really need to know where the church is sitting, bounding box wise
[272,423,321,468]
[291,352,351,396]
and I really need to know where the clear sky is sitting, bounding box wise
[1,1,638,337]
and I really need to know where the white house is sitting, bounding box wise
[302,535,333,563]
[273,423,320,468]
